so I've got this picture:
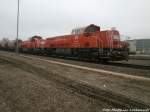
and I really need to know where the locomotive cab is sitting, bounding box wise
[71,24,100,35]
[108,30,129,61]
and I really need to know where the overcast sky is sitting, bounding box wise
[0,0,150,40]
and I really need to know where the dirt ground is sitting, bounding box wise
[0,52,150,112]
[17,55,150,105]
[0,58,112,112]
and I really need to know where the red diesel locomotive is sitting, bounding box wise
[19,24,129,62]
[0,24,128,62]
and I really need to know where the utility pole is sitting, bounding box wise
[16,0,20,54]
[142,40,144,54]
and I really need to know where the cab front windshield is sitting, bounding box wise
[113,35,120,40]
[85,26,100,33]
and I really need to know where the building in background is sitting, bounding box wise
[127,39,150,55]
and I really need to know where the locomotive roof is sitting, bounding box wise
[71,24,100,34]
[72,24,100,30]
[30,35,42,40]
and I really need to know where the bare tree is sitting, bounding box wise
[0,37,10,48]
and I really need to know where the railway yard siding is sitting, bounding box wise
[0,51,150,111]
[130,55,150,60]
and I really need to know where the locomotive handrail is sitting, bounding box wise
[107,31,113,51]
[98,38,104,54]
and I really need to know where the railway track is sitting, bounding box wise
[0,54,150,109]
[1,50,150,80]
[1,50,150,70]
[106,62,150,70]
[39,54,150,70]
[130,55,150,60]
[21,55,150,82]
[22,53,150,79]
[27,53,150,71]
[1,51,150,79]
